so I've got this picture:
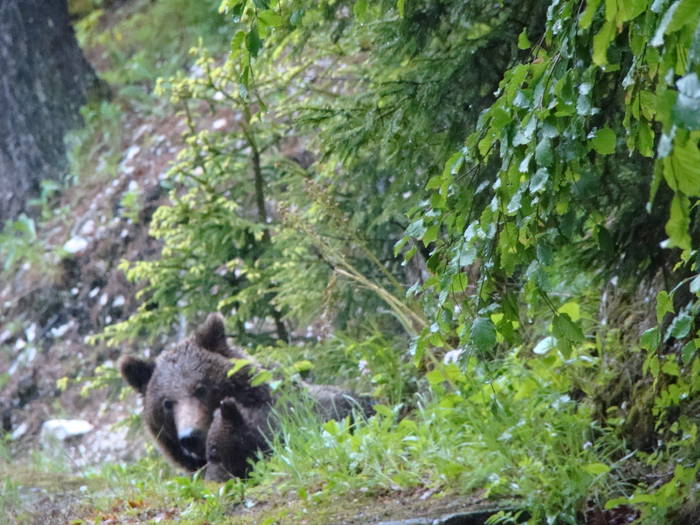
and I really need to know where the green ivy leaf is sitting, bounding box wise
[640,327,660,351]
[668,312,693,339]
[423,224,439,245]
[681,341,697,364]
[661,359,681,376]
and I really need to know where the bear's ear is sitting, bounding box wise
[219,397,244,426]
[119,355,155,394]
[195,313,229,355]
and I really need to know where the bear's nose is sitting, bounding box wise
[178,428,205,457]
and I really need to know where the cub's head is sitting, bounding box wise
[205,397,270,482]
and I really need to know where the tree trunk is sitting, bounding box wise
[0,0,99,226]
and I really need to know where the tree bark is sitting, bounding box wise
[0,0,98,226]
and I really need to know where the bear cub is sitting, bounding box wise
[204,397,271,482]
[205,384,375,481]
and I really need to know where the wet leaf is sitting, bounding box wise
[668,312,693,339]
[246,25,262,57]
[656,290,674,324]
[651,0,681,47]
[530,168,549,192]
[518,29,531,50]
[583,463,610,475]
[673,73,700,129]
[533,336,557,355]
[536,138,553,167]
[641,327,660,351]
[590,127,616,155]
[471,317,496,353]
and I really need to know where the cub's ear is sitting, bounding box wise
[219,397,244,426]
[195,313,229,355]
[118,356,155,394]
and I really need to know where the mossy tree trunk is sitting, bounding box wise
[0,0,98,226]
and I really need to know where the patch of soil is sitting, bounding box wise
[225,489,515,525]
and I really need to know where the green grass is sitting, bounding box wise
[252,348,623,524]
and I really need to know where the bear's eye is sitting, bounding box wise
[162,399,174,411]
[193,385,207,399]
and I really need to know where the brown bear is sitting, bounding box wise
[204,397,272,481]
[204,384,375,481]
[119,313,272,472]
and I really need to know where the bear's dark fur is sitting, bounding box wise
[204,397,271,482]
[119,313,272,472]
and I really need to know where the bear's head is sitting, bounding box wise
[119,313,272,472]
[204,397,272,482]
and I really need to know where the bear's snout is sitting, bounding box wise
[174,398,209,460]
[178,427,206,460]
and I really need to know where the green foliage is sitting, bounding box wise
[407,0,700,347]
